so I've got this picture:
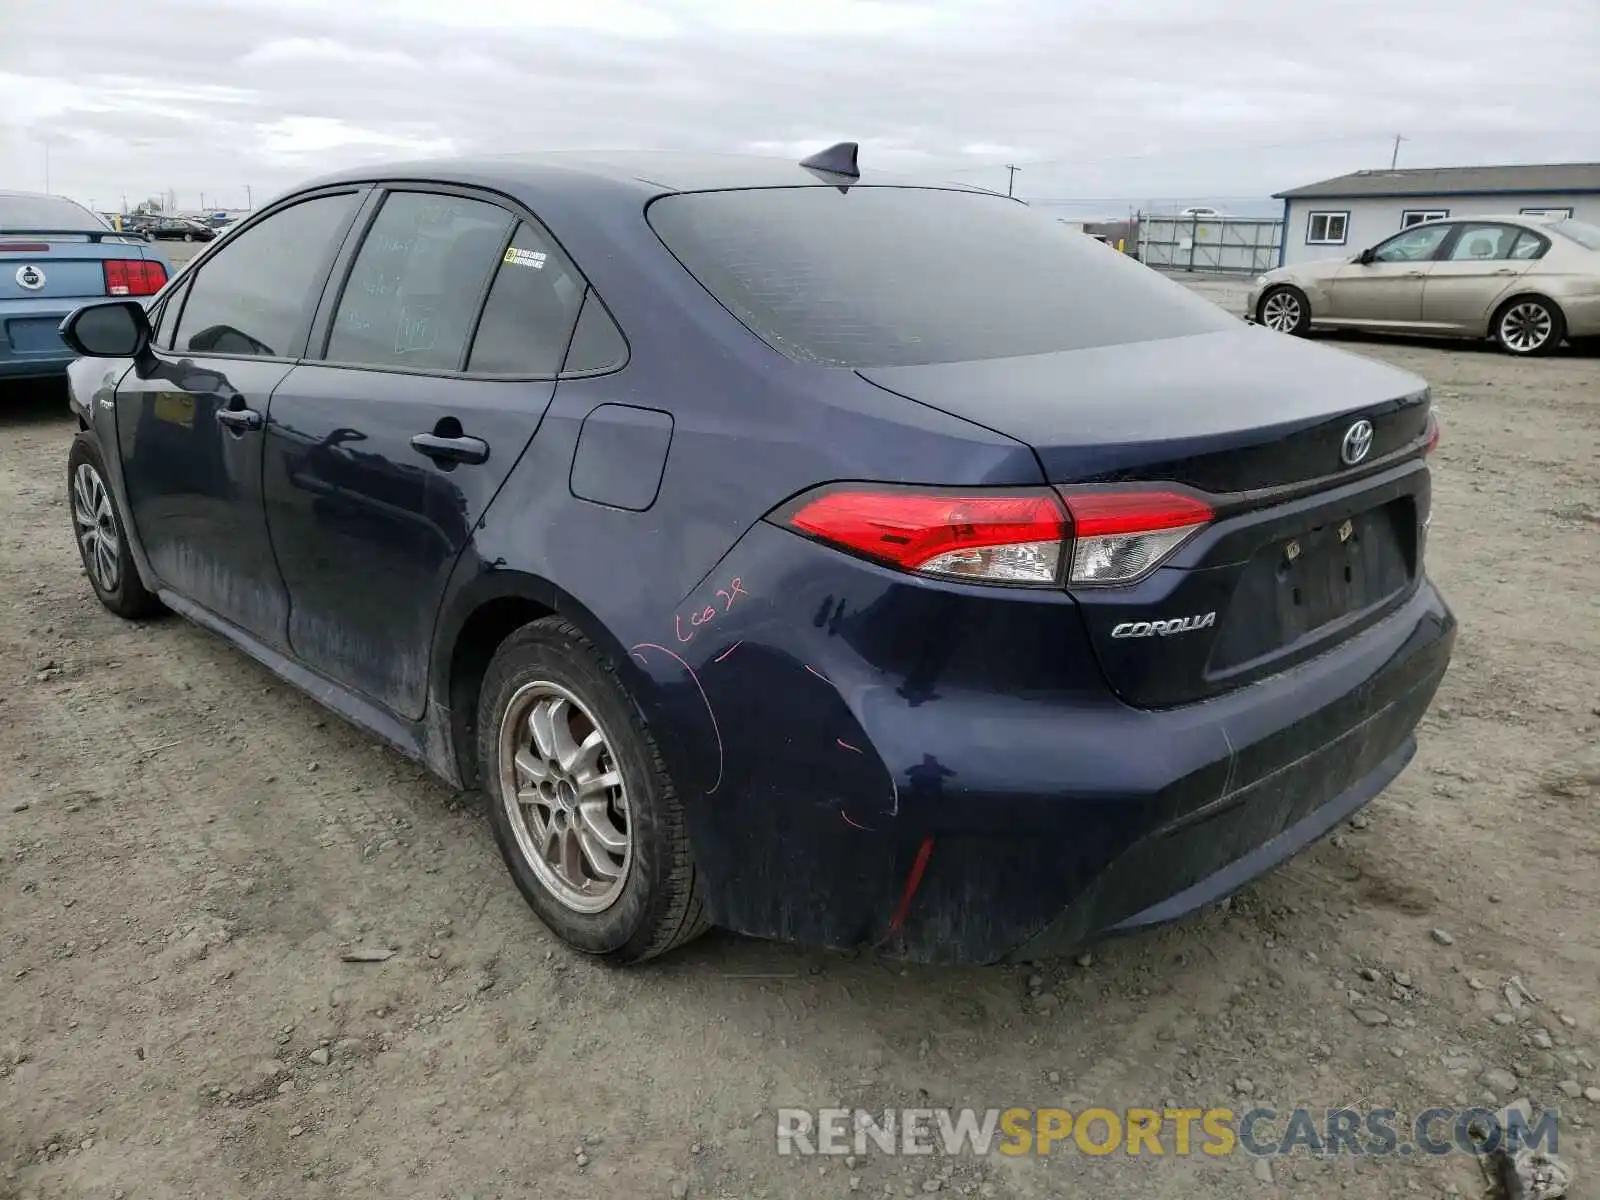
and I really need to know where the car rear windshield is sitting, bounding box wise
[1549,218,1600,251]
[0,193,109,232]
[647,186,1234,367]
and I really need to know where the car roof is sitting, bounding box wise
[292,150,1001,205]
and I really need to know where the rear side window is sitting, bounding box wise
[327,193,513,372]
[466,221,586,374]
[647,187,1233,367]
[174,193,359,357]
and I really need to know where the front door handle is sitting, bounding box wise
[215,405,263,432]
[411,432,489,466]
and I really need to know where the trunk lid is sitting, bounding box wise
[0,235,161,302]
[857,327,1435,707]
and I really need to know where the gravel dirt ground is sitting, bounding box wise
[2,282,1597,1200]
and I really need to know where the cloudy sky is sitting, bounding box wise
[3,0,1597,217]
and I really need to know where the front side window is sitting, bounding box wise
[466,221,586,375]
[326,192,512,372]
[1371,224,1450,263]
[1446,224,1519,261]
[173,193,359,357]
[1306,211,1349,244]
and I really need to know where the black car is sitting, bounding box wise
[142,217,216,242]
[58,147,1454,965]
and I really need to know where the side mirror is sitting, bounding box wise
[59,300,152,359]
[1356,247,1376,265]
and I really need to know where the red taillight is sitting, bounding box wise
[1423,409,1441,456]
[0,242,51,252]
[103,259,166,297]
[1060,489,1214,585]
[783,487,1068,585]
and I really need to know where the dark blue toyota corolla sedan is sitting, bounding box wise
[58,146,1454,964]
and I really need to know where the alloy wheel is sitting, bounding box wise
[1500,302,1552,353]
[496,681,631,913]
[72,463,121,594]
[1261,290,1302,332]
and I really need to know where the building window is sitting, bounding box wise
[1520,207,1574,219]
[1400,209,1449,228]
[1306,211,1349,245]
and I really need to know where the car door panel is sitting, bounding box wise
[116,356,295,648]
[261,367,556,718]
[1324,263,1429,324]
[1324,224,1454,326]
[1420,224,1539,332]
[109,188,368,648]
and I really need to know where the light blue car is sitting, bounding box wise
[1,190,173,381]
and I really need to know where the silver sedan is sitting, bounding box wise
[1248,214,1600,355]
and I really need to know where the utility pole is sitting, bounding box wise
[1005,164,1020,197]
[200,191,206,210]
[244,183,253,210]
[1390,134,1406,169]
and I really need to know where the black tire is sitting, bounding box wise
[183,232,194,242]
[67,433,163,620]
[1492,295,1565,357]
[1257,284,1312,336]
[477,617,708,964]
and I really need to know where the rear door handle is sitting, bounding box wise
[215,406,263,432]
[410,433,489,466]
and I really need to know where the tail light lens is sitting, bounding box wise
[103,259,166,297]
[782,487,1067,585]
[1423,408,1441,456]
[1059,490,1213,585]
[776,485,1215,588]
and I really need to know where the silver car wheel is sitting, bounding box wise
[1500,301,1553,353]
[72,463,121,594]
[1261,290,1303,333]
[496,681,631,913]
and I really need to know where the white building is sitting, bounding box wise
[1274,163,1600,267]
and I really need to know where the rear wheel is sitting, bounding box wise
[1257,285,1311,336]
[1493,296,1564,356]
[68,434,163,619]
[477,617,708,963]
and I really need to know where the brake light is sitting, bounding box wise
[1423,409,1441,456]
[102,259,166,297]
[783,487,1067,584]
[0,242,51,252]
[1060,490,1214,585]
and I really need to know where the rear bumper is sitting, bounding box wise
[633,522,1456,964]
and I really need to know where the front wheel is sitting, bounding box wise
[477,617,708,964]
[1493,296,1564,356]
[1257,285,1312,336]
[183,232,194,242]
[67,434,163,619]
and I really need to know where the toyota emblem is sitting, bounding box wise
[1340,419,1374,466]
[15,264,45,291]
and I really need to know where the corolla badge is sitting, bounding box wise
[1111,612,1217,639]
[1341,419,1374,466]
[15,265,45,290]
